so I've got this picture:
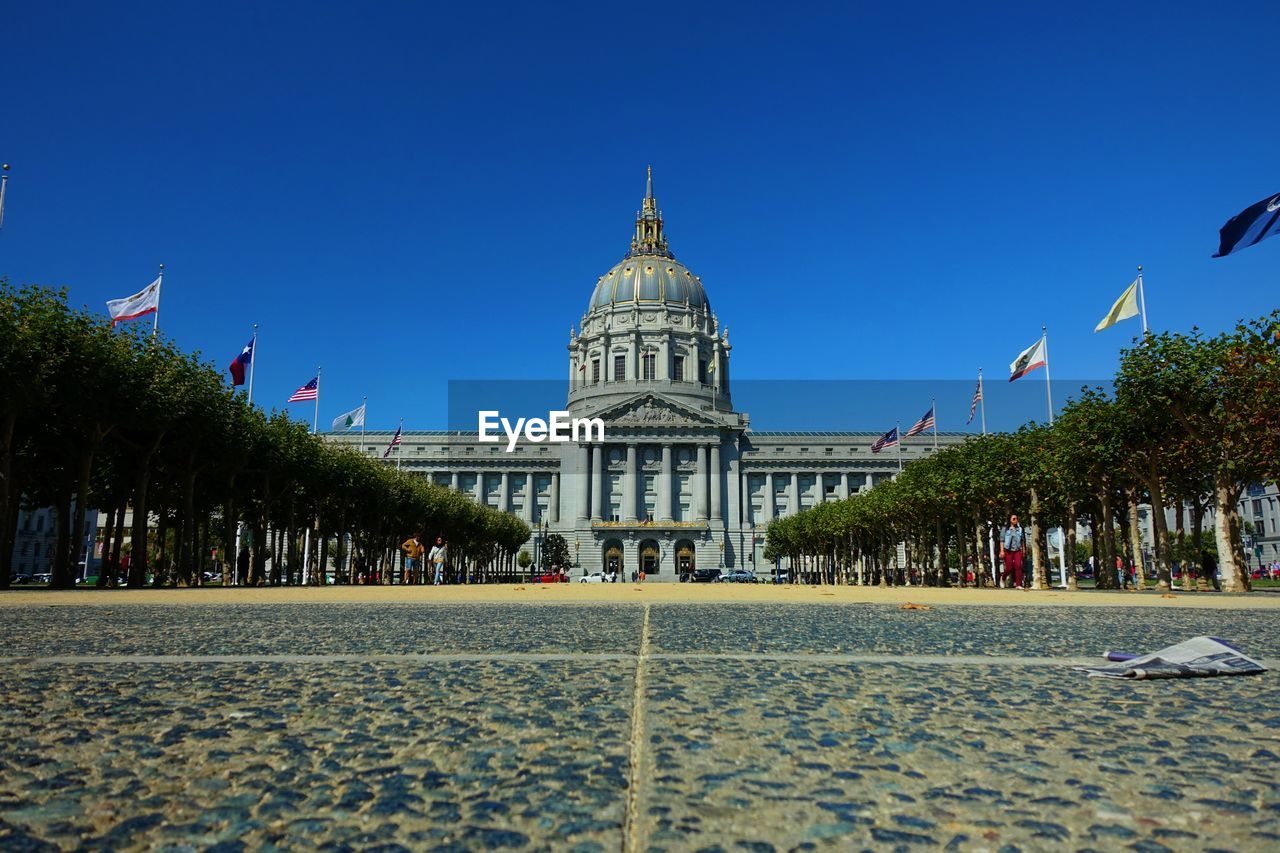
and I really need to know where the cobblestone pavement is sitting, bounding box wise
[2,602,1277,851]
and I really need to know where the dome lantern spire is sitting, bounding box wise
[630,165,671,258]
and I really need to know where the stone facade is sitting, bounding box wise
[326,171,967,579]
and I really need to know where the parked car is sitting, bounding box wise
[11,573,34,585]
[536,571,568,583]
[718,569,756,583]
[32,573,52,585]
[691,568,722,583]
[579,572,608,583]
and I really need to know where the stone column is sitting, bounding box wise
[451,472,459,491]
[473,473,483,504]
[709,443,722,522]
[789,472,800,515]
[659,443,673,521]
[623,444,638,521]
[499,471,510,513]
[865,472,874,491]
[764,472,775,522]
[695,444,709,520]
[522,474,534,523]
[591,445,604,521]
[577,445,590,520]
[550,471,561,524]
[839,472,849,500]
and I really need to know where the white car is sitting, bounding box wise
[578,572,608,583]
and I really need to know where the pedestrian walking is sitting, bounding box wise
[429,536,447,585]
[401,534,425,585]
[999,514,1026,589]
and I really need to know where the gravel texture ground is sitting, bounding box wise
[2,595,1277,851]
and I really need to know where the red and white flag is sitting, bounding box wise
[106,277,161,327]
[1009,336,1047,382]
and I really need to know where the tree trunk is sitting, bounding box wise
[178,467,198,586]
[107,499,126,587]
[1064,500,1079,591]
[1098,490,1117,590]
[1190,499,1205,592]
[1125,488,1146,589]
[935,518,948,587]
[153,510,169,587]
[1214,476,1249,592]
[100,503,116,585]
[59,447,97,589]
[1146,470,1173,591]
[51,491,72,587]
[0,413,16,588]
[0,495,18,589]
[128,436,163,587]
[1029,488,1047,590]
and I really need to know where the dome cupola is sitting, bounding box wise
[587,167,711,314]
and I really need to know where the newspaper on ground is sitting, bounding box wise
[1075,636,1267,680]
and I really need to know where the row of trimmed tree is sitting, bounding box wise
[765,313,1280,592]
[0,281,530,589]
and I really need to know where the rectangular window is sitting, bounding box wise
[642,352,656,381]
[699,360,708,383]
[591,359,600,384]
[613,355,626,381]
[673,356,685,381]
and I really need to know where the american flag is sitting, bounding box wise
[904,405,935,438]
[383,426,403,459]
[871,426,898,453]
[287,377,318,403]
[966,377,983,425]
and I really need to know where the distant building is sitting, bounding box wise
[327,172,964,579]
[9,505,98,580]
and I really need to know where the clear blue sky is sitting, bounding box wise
[4,2,1277,431]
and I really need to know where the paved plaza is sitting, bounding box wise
[2,594,1279,851]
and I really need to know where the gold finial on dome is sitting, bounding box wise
[630,166,670,258]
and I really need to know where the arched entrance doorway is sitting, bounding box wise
[603,539,624,577]
[639,539,660,578]
[676,539,696,581]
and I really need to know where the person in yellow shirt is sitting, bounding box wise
[401,535,425,585]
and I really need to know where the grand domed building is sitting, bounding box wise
[330,171,965,578]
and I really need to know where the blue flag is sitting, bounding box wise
[1214,192,1280,257]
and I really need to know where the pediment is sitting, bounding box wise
[595,394,725,428]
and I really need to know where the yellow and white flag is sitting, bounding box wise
[1094,279,1139,332]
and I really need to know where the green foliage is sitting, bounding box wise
[766,312,1280,590]
[0,282,528,587]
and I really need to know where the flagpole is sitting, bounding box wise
[247,324,258,406]
[360,395,367,455]
[978,369,987,436]
[1136,264,1148,335]
[931,397,938,450]
[313,365,321,434]
[895,422,902,474]
[396,417,403,471]
[153,263,163,338]
[0,164,9,229]
[1041,327,1054,426]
